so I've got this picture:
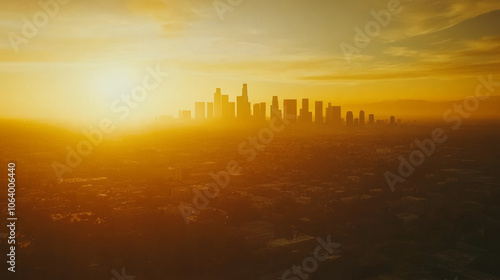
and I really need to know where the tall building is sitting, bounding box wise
[325,103,334,124]
[332,106,342,127]
[260,102,266,122]
[315,101,323,124]
[214,88,222,119]
[359,110,365,126]
[207,102,214,120]
[283,99,297,123]
[195,102,205,121]
[299,98,312,123]
[390,116,396,126]
[369,114,374,125]
[325,103,341,126]
[270,96,282,119]
[237,84,251,121]
[346,111,354,127]
[228,102,236,119]
[222,95,230,119]
[253,103,262,122]
[251,102,266,122]
[179,110,191,121]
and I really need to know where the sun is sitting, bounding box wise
[91,67,137,100]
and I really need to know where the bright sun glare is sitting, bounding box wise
[92,68,136,100]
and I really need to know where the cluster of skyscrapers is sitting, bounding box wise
[177,84,398,126]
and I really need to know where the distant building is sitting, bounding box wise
[214,88,222,119]
[332,106,341,127]
[179,110,191,121]
[346,111,354,127]
[229,102,236,120]
[326,104,342,127]
[325,103,333,124]
[270,96,282,119]
[354,118,359,126]
[283,99,297,123]
[237,84,251,121]
[315,101,323,124]
[260,102,266,122]
[359,110,365,126]
[253,103,262,122]
[252,102,266,122]
[222,95,231,119]
[369,114,375,125]
[207,102,214,120]
[195,102,205,121]
[390,116,396,126]
[299,98,312,123]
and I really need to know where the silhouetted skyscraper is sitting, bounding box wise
[390,116,396,126]
[260,102,266,122]
[237,83,251,121]
[315,101,323,124]
[214,88,222,119]
[369,114,374,125]
[207,102,214,120]
[283,99,297,123]
[253,103,262,122]
[346,111,354,127]
[251,102,266,122]
[270,96,282,119]
[228,102,236,119]
[332,106,341,127]
[299,98,312,123]
[325,103,341,126]
[359,110,365,126]
[195,102,205,121]
[222,95,230,119]
[325,103,333,124]
[242,83,247,96]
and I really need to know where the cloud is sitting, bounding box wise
[300,61,500,81]
[383,46,418,57]
[380,0,500,40]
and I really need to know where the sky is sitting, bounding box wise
[0,0,499,123]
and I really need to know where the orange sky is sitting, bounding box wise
[1,0,499,123]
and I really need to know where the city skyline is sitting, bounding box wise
[172,83,399,126]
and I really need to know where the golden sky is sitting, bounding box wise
[1,0,499,122]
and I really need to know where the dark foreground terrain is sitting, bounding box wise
[1,119,500,280]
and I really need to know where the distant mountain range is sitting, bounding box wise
[347,95,500,120]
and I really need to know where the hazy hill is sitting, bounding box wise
[347,95,500,120]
